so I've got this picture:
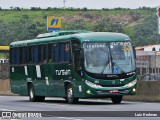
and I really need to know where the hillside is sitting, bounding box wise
[0,8,159,46]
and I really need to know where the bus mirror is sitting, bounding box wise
[73,44,82,50]
[132,45,136,59]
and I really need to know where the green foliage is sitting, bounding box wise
[0,8,159,47]
[65,19,87,30]
[133,15,160,46]
[95,17,123,32]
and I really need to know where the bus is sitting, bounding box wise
[10,30,137,104]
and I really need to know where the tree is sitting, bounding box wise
[95,17,123,32]
[133,15,159,46]
[65,19,87,30]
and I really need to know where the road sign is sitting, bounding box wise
[47,16,61,31]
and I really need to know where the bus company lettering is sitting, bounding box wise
[55,69,71,75]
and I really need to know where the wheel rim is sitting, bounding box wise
[30,87,34,99]
[67,87,73,101]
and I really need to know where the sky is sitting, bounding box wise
[0,0,160,9]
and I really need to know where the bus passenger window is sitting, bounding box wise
[54,43,59,63]
[19,47,27,64]
[74,50,81,71]
[64,42,70,62]
[19,47,23,64]
[48,44,53,63]
[15,47,19,64]
[38,45,42,63]
[33,46,38,64]
[23,47,27,64]
[28,46,33,64]
[60,42,65,62]
[42,44,48,63]
[10,48,15,65]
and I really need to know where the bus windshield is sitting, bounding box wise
[83,42,136,74]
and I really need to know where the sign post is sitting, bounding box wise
[157,6,160,34]
[47,16,61,31]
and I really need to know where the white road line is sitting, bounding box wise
[58,117,83,120]
[0,108,15,111]
[40,102,69,107]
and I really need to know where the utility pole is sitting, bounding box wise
[63,0,66,8]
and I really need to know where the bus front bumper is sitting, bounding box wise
[82,79,137,98]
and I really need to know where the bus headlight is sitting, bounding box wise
[85,80,102,88]
[124,79,137,88]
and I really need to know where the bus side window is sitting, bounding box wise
[15,47,19,64]
[71,39,81,71]
[38,44,48,63]
[74,50,81,70]
[54,43,59,63]
[59,42,71,63]
[60,42,65,62]
[23,47,27,64]
[33,45,38,64]
[38,45,42,63]
[19,47,23,64]
[28,46,33,64]
[42,44,48,63]
[10,48,15,65]
[64,42,71,63]
[20,47,27,64]
[48,44,53,63]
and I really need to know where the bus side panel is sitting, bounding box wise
[41,64,57,97]
[10,66,28,95]
[27,65,47,96]
[53,63,70,97]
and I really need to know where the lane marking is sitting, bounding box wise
[0,108,15,111]
[58,117,83,120]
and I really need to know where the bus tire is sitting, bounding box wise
[111,96,123,104]
[28,84,45,102]
[66,84,79,104]
[28,84,37,102]
[37,96,45,102]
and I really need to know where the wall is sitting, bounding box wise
[124,81,160,102]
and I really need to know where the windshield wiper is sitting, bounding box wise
[101,60,110,74]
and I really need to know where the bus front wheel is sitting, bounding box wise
[66,84,79,104]
[111,96,123,104]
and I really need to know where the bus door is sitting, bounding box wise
[71,39,83,96]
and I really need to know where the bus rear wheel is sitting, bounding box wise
[28,84,45,102]
[111,96,123,104]
[66,84,79,104]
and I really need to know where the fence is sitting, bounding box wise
[136,51,160,75]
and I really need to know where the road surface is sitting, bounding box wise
[0,96,159,120]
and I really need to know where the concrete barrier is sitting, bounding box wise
[124,81,160,102]
[0,79,12,95]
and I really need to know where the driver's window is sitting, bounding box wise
[71,39,81,71]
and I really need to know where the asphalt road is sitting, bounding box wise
[0,96,160,120]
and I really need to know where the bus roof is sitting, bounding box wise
[72,32,130,42]
[10,31,131,47]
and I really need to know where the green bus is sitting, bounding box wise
[10,30,137,104]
